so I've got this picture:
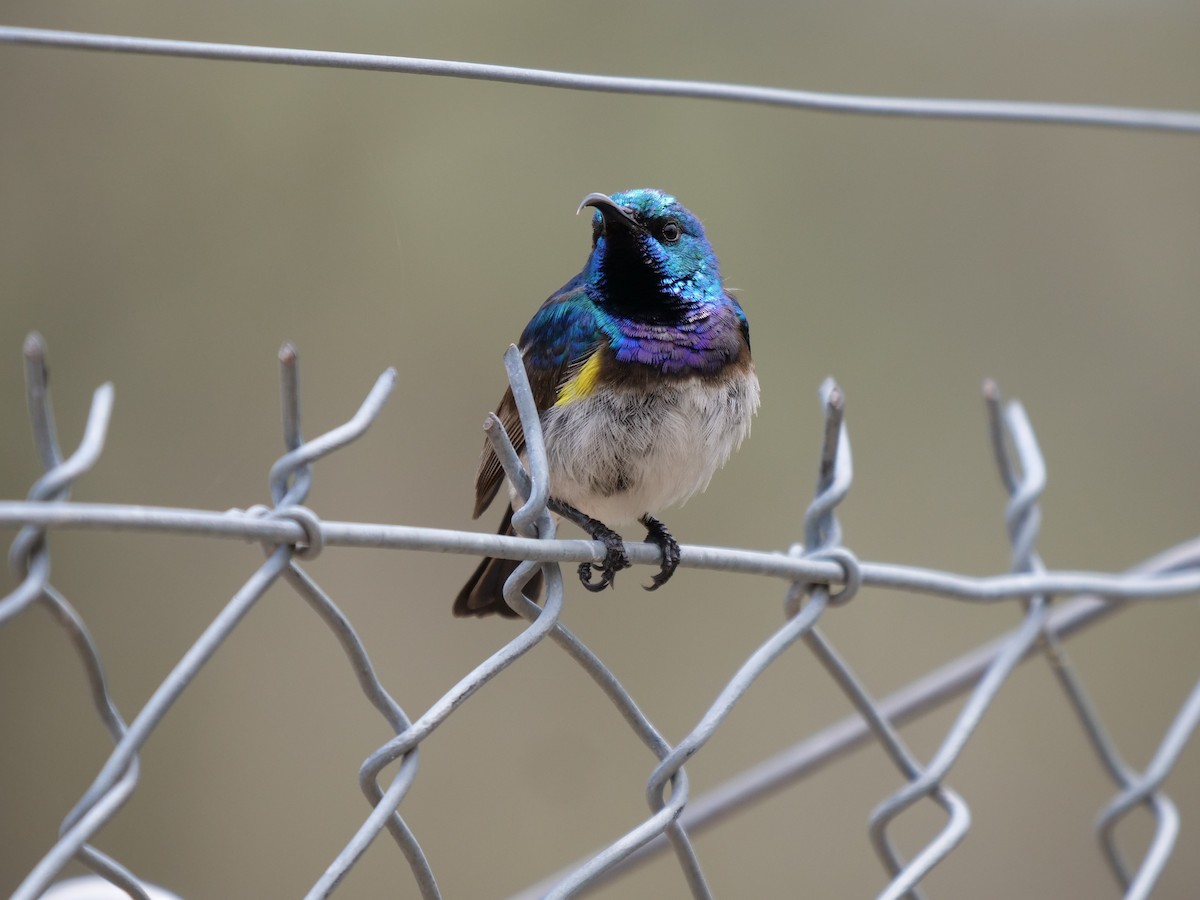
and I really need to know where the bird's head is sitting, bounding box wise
[579,189,723,319]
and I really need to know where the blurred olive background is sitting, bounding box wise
[2,3,1199,898]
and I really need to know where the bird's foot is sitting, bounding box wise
[578,522,629,592]
[547,496,638,595]
[639,514,680,591]
[548,498,631,592]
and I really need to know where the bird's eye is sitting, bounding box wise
[660,221,682,243]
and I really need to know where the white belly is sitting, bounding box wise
[537,369,760,524]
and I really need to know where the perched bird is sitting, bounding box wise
[455,189,760,617]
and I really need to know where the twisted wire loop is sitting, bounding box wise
[988,381,1200,899]
[253,347,439,900]
[986,382,1192,900]
[773,381,961,900]
[856,386,1051,899]
[3,337,114,623]
[783,379,860,616]
[2,335,153,900]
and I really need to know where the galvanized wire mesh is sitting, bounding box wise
[3,333,1198,900]
[2,23,1199,900]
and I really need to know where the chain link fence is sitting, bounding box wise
[3,331,1198,899]
[3,21,1200,900]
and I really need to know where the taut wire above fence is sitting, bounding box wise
[3,25,1200,135]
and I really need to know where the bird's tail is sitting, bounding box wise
[453,505,544,618]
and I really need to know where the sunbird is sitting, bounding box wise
[456,189,759,617]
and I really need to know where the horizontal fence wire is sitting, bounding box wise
[3,333,1198,900]
[3,26,1200,135]
[3,22,1200,900]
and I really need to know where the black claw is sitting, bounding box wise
[578,524,629,592]
[639,515,680,591]
[548,498,632,593]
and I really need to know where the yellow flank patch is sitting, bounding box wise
[554,352,603,407]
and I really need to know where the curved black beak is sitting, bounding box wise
[577,192,639,231]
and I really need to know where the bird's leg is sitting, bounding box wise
[639,514,681,591]
[548,498,629,592]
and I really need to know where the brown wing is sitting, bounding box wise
[471,358,571,518]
